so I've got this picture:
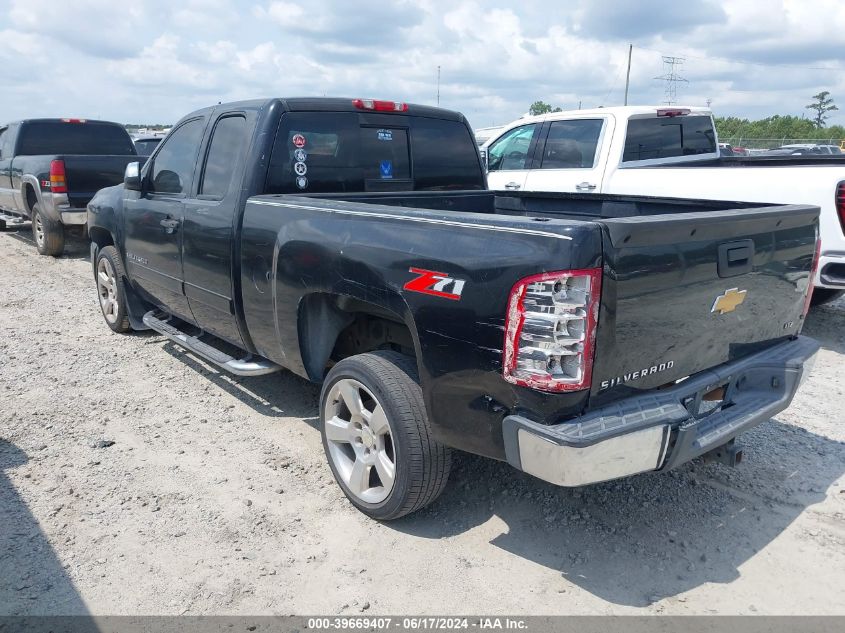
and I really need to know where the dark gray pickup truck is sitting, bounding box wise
[87,97,821,520]
[0,118,138,255]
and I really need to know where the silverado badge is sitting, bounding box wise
[711,288,747,315]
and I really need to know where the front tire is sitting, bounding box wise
[31,203,65,256]
[320,351,451,520]
[95,246,131,333]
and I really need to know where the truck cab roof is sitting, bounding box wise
[2,117,126,128]
[500,105,713,127]
[179,97,468,124]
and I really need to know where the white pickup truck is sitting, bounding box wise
[481,106,845,304]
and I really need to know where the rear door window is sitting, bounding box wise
[199,116,248,198]
[539,119,604,169]
[17,121,136,156]
[622,115,716,162]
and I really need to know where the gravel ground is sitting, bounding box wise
[1,227,844,616]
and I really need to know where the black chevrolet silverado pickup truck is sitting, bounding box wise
[0,118,138,255]
[87,97,820,520]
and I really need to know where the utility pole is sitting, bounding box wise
[623,44,632,106]
[437,66,440,106]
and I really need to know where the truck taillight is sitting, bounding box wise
[352,98,408,112]
[836,181,845,235]
[801,238,822,322]
[49,159,67,194]
[503,268,601,392]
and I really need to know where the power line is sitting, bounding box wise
[634,45,842,72]
[601,56,627,106]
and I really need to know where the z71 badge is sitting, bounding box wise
[403,267,466,301]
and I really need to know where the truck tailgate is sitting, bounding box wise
[591,204,819,400]
[62,155,138,208]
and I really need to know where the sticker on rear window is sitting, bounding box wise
[296,176,308,189]
[379,160,393,179]
[294,148,307,162]
[294,161,308,176]
[292,134,306,148]
[377,129,393,141]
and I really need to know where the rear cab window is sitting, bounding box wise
[265,112,483,194]
[17,121,136,156]
[622,115,716,163]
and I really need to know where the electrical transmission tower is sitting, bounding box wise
[654,56,688,105]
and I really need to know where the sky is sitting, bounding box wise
[1,0,844,130]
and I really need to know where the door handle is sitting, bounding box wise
[160,217,179,234]
[575,182,597,191]
[504,182,521,190]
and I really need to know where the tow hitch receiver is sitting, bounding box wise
[703,439,744,467]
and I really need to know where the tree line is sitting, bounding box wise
[718,91,842,141]
[715,115,845,143]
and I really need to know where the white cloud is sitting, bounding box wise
[262,2,305,27]
[0,0,843,127]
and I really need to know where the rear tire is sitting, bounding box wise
[31,203,64,256]
[811,288,845,306]
[95,246,131,333]
[320,351,451,520]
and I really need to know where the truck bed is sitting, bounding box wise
[306,189,776,218]
[273,190,818,406]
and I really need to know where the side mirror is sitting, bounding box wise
[479,149,488,173]
[124,161,142,191]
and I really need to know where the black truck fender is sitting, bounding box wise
[87,190,151,331]
[296,292,421,383]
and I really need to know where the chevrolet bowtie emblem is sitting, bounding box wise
[711,288,748,314]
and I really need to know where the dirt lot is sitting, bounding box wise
[1,228,844,616]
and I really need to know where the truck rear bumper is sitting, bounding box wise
[503,335,819,487]
[60,210,87,225]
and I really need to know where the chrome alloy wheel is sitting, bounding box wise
[324,378,396,503]
[33,213,44,247]
[96,257,119,324]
